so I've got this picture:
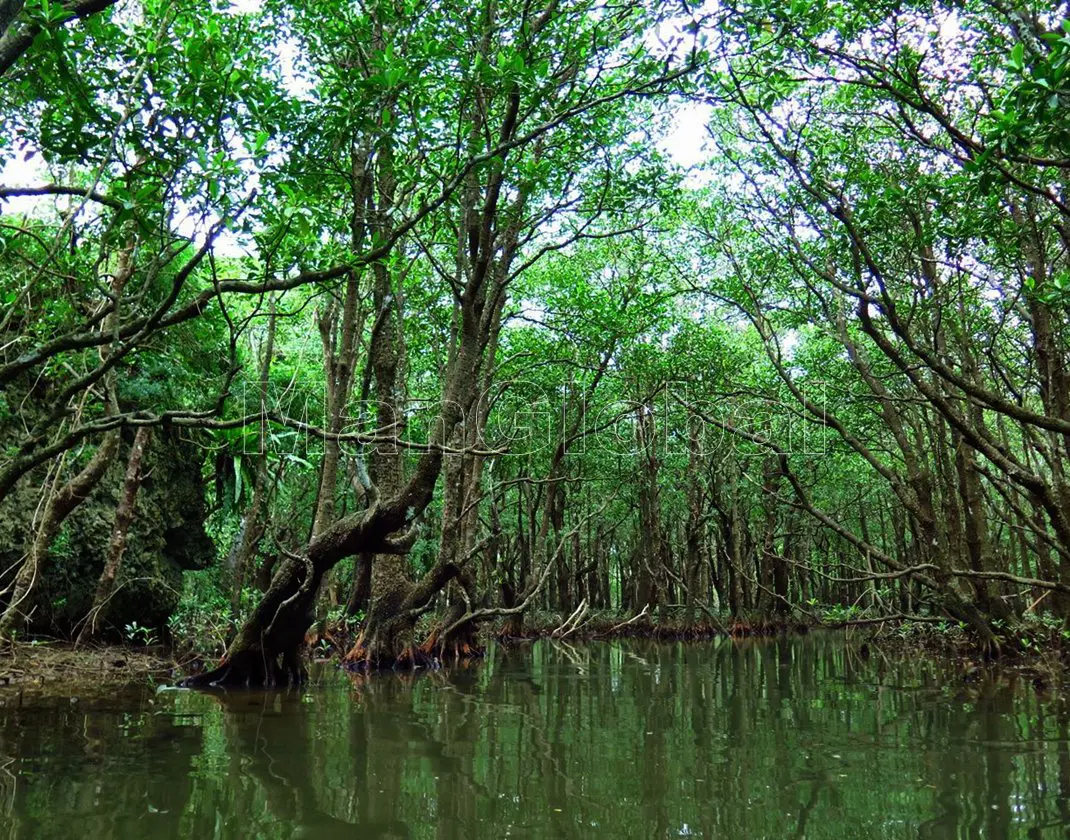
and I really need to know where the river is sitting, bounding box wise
[0,634,1067,838]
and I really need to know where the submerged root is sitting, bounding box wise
[496,611,810,643]
[344,616,433,671]
[724,617,806,639]
[343,631,486,671]
[334,608,815,675]
[418,629,485,665]
[179,646,307,690]
[343,640,441,672]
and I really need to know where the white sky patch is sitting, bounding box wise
[660,101,713,169]
[515,298,547,327]
[0,154,50,216]
[226,0,263,14]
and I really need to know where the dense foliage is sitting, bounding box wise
[0,0,1067,679]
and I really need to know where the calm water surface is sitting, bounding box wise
[1,635,1069,838]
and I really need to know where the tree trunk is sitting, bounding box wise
[76,426,151,645]
[0,431,120,638]
[182,472,438,687]
[345,553,373,615]
[231,298,277,615]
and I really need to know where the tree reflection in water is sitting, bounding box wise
[1,635,1070,839]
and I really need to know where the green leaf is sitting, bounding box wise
[1009,42,1025,72]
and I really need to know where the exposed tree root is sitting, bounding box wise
[342,613,486,672]
[552,598,590,638]
[178,645,307,689]
[496,611,810,644]
[418,625,484,666]
[606,604,648,634]
[413,598,484,664]
[343,640,442,672]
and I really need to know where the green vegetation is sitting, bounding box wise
[0,0,1068,683]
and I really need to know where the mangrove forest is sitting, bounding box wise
[1,0,1070,835]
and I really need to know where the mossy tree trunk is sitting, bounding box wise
[0,430,119,639]
[181,464,445,686]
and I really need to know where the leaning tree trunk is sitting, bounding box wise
[181,478,434,687]
[184,249,486,686]
[0,430,120,639]
[76,426,151,646]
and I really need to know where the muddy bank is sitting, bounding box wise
[0,641,181,700]
[7,613,1070,698]
[857,621,1070,694]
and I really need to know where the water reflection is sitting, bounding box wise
[1,635,1069,838]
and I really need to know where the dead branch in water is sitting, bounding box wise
[607,604,649,633]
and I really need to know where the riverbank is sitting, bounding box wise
[5,613,1070,698]
[858,618,1070,693]
[0,640,180,699]
[311,609,1070,691]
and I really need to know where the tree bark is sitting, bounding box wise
[0,431,119,638]
[76,427,151,645]
[230,298,277,615]
[0,0,117,77]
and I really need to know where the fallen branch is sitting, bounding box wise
[607,604,649,633]
[553,598,588,638]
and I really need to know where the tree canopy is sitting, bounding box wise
[1,0,1068,682]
